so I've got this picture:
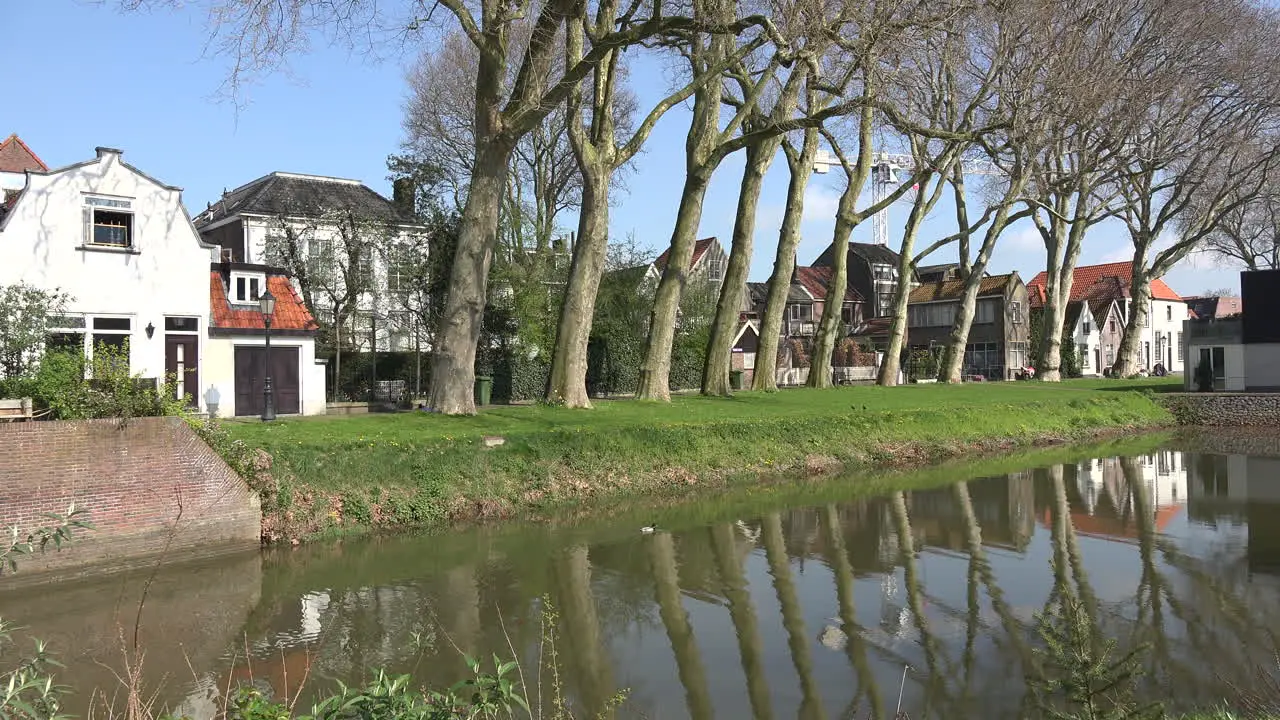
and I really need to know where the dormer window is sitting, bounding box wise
[230,271,267,304]
[84,195,134,248]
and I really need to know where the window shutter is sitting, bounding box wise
[83,206,92,245]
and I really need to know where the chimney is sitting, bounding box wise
[392,177,415,219]
[95,147,123,159]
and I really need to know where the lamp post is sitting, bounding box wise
[259,288,277,422]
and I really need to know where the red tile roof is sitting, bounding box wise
[1026,261,1182,306]
[655,237,717,273]
[793,266,865,302]
[210,272,319,332]
[0,134,47,174]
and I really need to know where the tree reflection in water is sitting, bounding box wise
[10,447,1280,719]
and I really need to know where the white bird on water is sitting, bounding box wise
[640,523,658,534]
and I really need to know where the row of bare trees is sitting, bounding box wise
[130,0,1280,412]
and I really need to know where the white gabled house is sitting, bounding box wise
[0,144,327,416]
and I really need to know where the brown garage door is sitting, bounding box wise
[234,346,300,416]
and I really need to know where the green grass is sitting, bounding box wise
[219,378,1176,538]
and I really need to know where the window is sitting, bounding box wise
[1106,344,1115,365]
[84,196,134,248]
[841,302,860,325]
[386,248,415,296]
[1080,344,1090,368]
[975,300,998,325]
[1083,317,1092,335]
[165,316,199,333]
[1009,301,1022,324]
[1177,331,1183,362]
[789,303,812,321]
[908,303,958,328]
[221,247,235,263]
[91,317,131,369]
[1109,319,1116,333]
[307,237,335,285]
[706,256,725,283]
[231,272,266,304]
[1166,305,1172,322]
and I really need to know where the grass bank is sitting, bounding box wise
[217,378,1177,540]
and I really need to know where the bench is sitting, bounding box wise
[0,398,34,422]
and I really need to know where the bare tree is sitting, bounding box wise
[262,209,392,401]
[701,60,809,396]
[1204,185,1280,271]
[544,3,752,407]
[124,0,785,414]
[1107,0,1280,376]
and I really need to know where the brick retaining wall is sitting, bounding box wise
[1160,392,1280,427]
[0,416,260,578]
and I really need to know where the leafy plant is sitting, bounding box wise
[0,284,71,381]
[1028,596,1163,720]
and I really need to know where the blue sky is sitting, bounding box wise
[9,1,1242,294]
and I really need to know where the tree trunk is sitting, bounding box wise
[428,141,514,414]
[762,512,826,720]
[649,531,714,719]
[1113,271,1153,377]
[939,207,1016,383]
[1036,204,1087,382]
[753,129,820,391]
[877,200,929,386]
[332,307,342,402]
[807,211,854,388]
[709,523,773,720]
[702,142,776,395]
[546,170,611,407]
[637,170,713,400]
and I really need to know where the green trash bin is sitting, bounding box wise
[474,375,493,407]
[729,369,744,390]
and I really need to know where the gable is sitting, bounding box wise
[0,134,47,174]
[1026,261,1182,304]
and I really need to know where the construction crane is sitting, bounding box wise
[868,153,1002,246]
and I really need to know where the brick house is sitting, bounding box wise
[811,242,914,319]
[906,272,1030,380]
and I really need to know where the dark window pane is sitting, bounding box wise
[1213,347,1226,379]
[51,315,85,329]
[92,317,131,331]
[92,210,132,247]
[164,317,198,332]
[250,278,261,301]
[236,277,246,301]
[47,332,84,353]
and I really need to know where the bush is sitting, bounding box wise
[20,345,188,420]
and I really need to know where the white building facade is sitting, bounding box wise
[0,146,326,416]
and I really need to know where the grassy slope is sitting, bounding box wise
[222,379,1176,536]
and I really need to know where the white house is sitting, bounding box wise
[192,172,429,354]
[1029,261,1188,374]
[0,145,326,416]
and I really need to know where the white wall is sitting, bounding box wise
[204,335,326,417]
[1184,339,1245,391]
[0,149,218,409]
[1127,297,1186,373]
[0,170,25,191]
[1070,304,1103,375]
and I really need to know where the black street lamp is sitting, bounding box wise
[259,288,277,422]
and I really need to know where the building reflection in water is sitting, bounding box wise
[11,446,1280,720]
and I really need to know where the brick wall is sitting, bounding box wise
[0,416,260,579]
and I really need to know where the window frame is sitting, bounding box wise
[230,271,267,305]
[84,195,136,249]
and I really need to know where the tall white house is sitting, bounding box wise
[192,172,430,354]
[0,144,327,416]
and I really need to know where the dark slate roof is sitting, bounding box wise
[1185,296,1243,320]
[1064,300,1085,331]
[745,280,809,308]
[194,172,413,227]
[917,263,960,283]
[811,241,902,268]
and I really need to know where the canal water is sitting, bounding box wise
[3,439,1279,719]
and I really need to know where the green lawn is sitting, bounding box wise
[219,378,1176,538]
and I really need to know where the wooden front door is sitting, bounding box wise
[234,346,301,416]
[164,335,199,408]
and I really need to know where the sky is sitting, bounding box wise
[8,1,1244,295]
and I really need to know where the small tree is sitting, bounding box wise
[0,284,70,381]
